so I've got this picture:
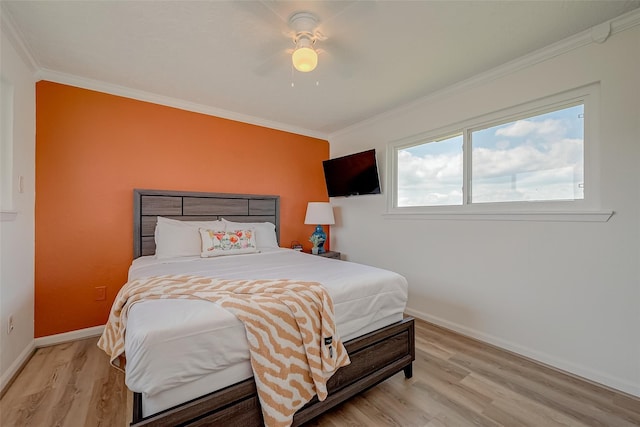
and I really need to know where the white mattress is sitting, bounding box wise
[124,248,408,416]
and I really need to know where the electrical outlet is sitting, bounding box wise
[7,314,14,334]
[95,286,106,301]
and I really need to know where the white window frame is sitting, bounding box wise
[386,83,612,222]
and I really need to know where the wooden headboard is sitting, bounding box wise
[133,189,280,258]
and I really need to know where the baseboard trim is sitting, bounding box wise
[8,316,640,399]
[0,340,35,398]
[2,326,105,396]
[34,325,105,348]
[404,307,640,398]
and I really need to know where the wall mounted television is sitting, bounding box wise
[322,149,381,197]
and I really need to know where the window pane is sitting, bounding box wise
[471,104,584,203]
[397,134,463,206]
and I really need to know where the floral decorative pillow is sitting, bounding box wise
[199,228,258,257]
[221,218,279,248]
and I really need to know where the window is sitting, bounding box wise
[470,104,584,204]
[397,133,463,207]
[388,84,609,221]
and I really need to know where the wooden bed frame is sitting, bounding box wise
[130,189,415,426]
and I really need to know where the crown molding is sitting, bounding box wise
[1,0,326,140]
[2,0,326,139]
[2,0,326,141]
[37,69,327,140]
[4,1,638,141]
[330,8,640,140]
[610,6,640,33]
[0,4,39,73]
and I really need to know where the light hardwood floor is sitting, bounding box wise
[2,319,639,426]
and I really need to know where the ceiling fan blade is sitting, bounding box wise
[319,39,358,78]
[313,1,377,78]
[232,0,287,29]
[254,49,290,76]
[230,2,292,76]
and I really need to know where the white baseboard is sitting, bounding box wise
[404,307,640,398]
[1,325,105,396]
[0,339,35,395]
[34,325,104,348]
[7,317,640,399]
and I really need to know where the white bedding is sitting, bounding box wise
[124,248,408,416]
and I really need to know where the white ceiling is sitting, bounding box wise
[2,1,639,138]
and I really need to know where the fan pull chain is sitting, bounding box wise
[289,65,321,88]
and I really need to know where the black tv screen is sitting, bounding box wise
[322,149,381,197]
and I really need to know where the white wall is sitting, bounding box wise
[0,16,36,391]
[329,23,640,396]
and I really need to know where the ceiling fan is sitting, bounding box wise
[288,11,324,73]
[240,1,371,77]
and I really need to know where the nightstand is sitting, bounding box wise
[314,250,341,260]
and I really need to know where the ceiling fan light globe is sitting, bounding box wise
[292,47,318,72]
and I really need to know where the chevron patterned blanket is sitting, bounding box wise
[97,275,350,427]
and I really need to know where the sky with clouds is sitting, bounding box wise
[398,104,584,206]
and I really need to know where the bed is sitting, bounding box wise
[124,189,415,426]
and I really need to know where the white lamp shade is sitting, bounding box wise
[304,202,335,225]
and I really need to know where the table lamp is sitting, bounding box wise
[304,202,335,254]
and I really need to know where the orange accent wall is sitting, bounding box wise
[35,81,329,337]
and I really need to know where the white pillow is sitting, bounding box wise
[199,227,258,257]
[221,218,279,248]
[155,216,224,259]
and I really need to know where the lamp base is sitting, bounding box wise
[310,225,327,254]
